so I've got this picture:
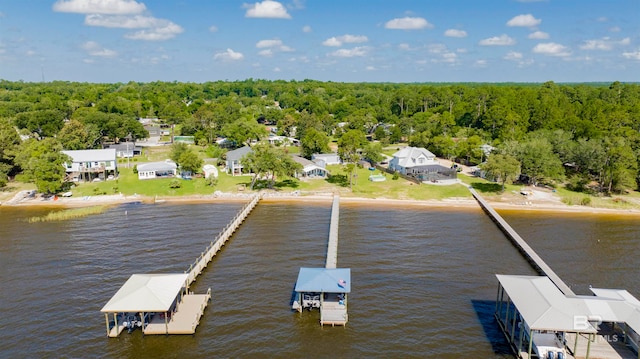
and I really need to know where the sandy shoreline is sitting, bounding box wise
[4,190,640,216]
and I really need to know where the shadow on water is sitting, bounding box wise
[471,299,513,355]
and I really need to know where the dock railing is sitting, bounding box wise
[185,193,261,287]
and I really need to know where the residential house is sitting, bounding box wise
[292,156,329,179]
[388,146,439,175]
[389,146,457,182]
[136,160,177,180]
[311,153,341,167]
[226,146,253,176]
[105,143,142,158]
[266,134,300,147]
[62,149,117,182]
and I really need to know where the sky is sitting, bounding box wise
[0,0,639,83]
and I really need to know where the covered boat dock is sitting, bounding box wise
[292,268,350,326]
[496,274,640,359]
[101,273,211,337]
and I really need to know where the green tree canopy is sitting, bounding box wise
[14,138,70,193]
[481,154,521,191]
[300,128,330,159]
[242,143,302,189]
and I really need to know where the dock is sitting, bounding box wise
[469,187,574,296]
[325,194,340,269]
[101,193,261,337]
[293,194,350,326]
[186,193,262,287]
[470,188,640,359]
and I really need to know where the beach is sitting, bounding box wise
[4,186,640,216]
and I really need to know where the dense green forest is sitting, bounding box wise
[1,79,639,195]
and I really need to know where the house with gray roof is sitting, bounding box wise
[62,149,117,182]
[225,146,253,176]
[292,156,329,178]
[388,146,438,175]
[136,160,177,180]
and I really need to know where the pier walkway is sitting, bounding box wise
[325,194,340,269]
[186,193,262,288]
[469,187,575,296]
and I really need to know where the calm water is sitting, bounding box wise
[0,202,638,358]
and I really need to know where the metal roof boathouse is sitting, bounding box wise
[496,275,640,359]
[101,273,211,337]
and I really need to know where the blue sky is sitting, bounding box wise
[0,0,638,83]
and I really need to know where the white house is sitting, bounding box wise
[136,160,177,180]
[62,149,117,182]
[266,134,300,146]
[311,153,341,167]
[292,156,330,179]
[388,147,438,175]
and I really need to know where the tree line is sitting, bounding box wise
[0,79,638,194]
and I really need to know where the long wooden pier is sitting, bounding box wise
[325,194,340,269]
[468,187,575,296]
[186,193,262,287]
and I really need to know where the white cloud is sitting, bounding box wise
[504,51,523,60]
[273,67,281,72]
[329,46,368,57]
[507,14,541,27]
[444,29,467,38]
[53,0,146,14]
[428,44,447,54]
[580,37,630,51]
[85,14,165,28]
[528,31,549,39]
[456,48,467,53]
[214,48,244,61]
[26,50,37,56]
[365,65,376,71]
[302,25,312,33]
[609,26,621,33]
[474,60,488,67]
[81,41,117,57]
[533,42,571,57]
[596,16,608,22]
[255,38,293,56]
[479,34,516,46]
[622,50,640,60]
[385,17,432,30]
[209,25,218,32]
[322,34,368,47]
[124,22,184,41]
[398,43,411,50]
[244,1,291,19]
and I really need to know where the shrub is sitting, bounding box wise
[206,176,218,187]
[132,164,138,174]
[392,172,399,180]
[580,197,591,206]
[169,179,181,189]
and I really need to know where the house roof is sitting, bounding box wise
[226,146,253,161]
[294,267,351,293]
[62,149,116,163]
[108,143,142,151]
[137,160,177,172]
[391,146,437,168]
[101,273,188,313]
[292,155,314,167]
[497,275,640,334]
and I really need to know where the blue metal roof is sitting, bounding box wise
[294,267,351,293]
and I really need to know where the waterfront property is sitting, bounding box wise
[100,273,211,337]
[226,146,253,176]
[104,143,142,158]
[311,153,341,166]
[292,156,329,179]
[292,267,350,326]
[495,274,640,359]
[136,160,178,180]
[62,149,118,182]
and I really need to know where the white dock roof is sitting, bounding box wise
[101,273,188,313]
[497,274,640,334]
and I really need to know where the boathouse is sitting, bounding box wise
[495,274,640,359]
[101,273,211,337]
[292,267,350,326]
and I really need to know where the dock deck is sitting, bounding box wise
[144,291,211,335]
[565,332,639,359]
